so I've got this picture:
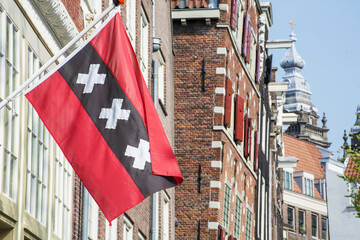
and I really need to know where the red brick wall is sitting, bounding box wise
[173,7,259,237]
[61,0,84,31]
[71,175,83,240]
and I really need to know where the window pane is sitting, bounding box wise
[223,185,231,229]
[312,214,318,237]
[6,18,10,59]
[10,156,16,198]
[321,218,327,240]
[287,207,293,229]
[298,210,305,230]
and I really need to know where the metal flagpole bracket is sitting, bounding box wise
[0,2,120,110]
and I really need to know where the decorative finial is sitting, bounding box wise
[298,105,304,121]
[322,112,327,128]
[289,18,295,32]
[343,130,349,147]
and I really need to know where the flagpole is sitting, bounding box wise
[0,1,122,110]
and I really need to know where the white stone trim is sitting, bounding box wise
[212,125,257,179]
[215,24,260,98]
[211,141,223,149]
[215,87,226,95]
[208,221,219,230]
[210,181,221,189]
[214,106,224,114]
[283,190,328,216]
[217,47,227,55]
[216,67,226,75]
[219,3,229,12]
[211,161,222,168]
[209,201,220,209]
[31,0,80,52]
[172,9,220,20]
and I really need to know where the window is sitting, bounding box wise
[298,210,305,232]
[140,7,149,86]
[287,207,294,230]
[223,184,231,229]
[304,178,314,197]
[233,196,242,238]
[106,218,118,240]
[53,146,73,239]
[321,217,327,240]
[125,0,136,49]
[25,48,49,224]
[123,215,133,240]
[88,195,99,240]
[249,31,257,77]
[234,1,244,45]
[163,191,170,240]
[311,214,318,238]
[245,208,252,240]
[0,14,20,201]
[158,51,165,105]
[283,170,293,191]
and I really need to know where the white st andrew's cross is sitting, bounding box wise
[76,63,150,171]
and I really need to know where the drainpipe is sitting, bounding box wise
[151,1,161,239]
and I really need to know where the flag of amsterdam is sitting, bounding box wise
[25,12,183,223]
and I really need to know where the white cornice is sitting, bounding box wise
[31,0,79,53]
[283,190,328,216]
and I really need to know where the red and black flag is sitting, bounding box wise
[25,12,182,223]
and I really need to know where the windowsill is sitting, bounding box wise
[159,99,168,116]
[172,8,220,20]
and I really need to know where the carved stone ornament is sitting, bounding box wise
[31,0,79,52]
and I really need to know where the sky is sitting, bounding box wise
[268,0,360,156]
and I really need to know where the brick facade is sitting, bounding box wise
[173,0,264,238]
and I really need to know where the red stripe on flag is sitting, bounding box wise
[90,13,182,184]
[25,71,144,222]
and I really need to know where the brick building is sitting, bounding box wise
[0,0,177,239]
[172,0,274,239]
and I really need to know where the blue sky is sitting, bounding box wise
[268,0,360,156]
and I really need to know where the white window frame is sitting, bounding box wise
[298,209,305,232]
[283,170,293,191]
[321,217,328,240]
[125,0,136,49]
[235,0,245,47]
[223,184,231,229]
[245,207,253,240]
[162,191,170,240]
[88,195,99,240]
[304,177,314,197]
[106,217,118,240]
[249,29,257,78]
[158,50,165,105]
[233,195,242,238]
[140,7,149,86]
[287,206,294,230]
[25,47,50,225]
[0,12,20,202]
[123,215,133,240]
[311,213,318,238]
[53,146,73,239]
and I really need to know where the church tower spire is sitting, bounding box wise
[281,22,331,148]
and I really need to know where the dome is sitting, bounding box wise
[351,104,360,134]
[280,32,305,69]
